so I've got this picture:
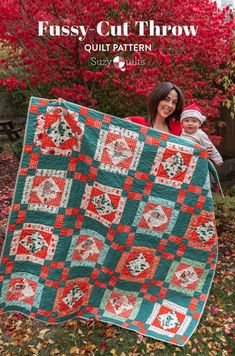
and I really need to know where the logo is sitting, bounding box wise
[113,56,126,71]
[90,55,145,69]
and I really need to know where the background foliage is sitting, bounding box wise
[0,0,234,142]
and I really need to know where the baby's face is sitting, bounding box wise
[182,117,201,134]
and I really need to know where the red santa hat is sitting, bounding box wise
[180,104,206,123]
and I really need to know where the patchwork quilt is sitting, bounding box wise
[0,97,218,346]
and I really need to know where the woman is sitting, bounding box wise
[125,82,184,136]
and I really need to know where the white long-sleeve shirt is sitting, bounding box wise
[180,128,223,166]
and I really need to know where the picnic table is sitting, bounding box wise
[0,118,24,141]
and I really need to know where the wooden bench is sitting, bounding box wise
[0,119,23,141]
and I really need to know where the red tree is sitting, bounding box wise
[0,0,234,139]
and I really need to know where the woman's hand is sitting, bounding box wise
[49,98,65,104]
[57,98,65,104]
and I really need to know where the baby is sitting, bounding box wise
[180,104,223,166]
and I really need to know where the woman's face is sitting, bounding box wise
[157,89,178,120]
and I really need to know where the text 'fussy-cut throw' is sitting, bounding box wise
[0,97,218,346]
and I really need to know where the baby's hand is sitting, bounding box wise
[206,145,213,157]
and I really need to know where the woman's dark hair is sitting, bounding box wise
[147,82,185,127]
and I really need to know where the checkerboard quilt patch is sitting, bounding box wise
[0,97,218,346]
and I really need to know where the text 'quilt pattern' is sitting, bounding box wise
[0,98,218,346]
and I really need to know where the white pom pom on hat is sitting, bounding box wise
[180,104,206,123]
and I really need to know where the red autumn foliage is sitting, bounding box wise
[0,0,234,139]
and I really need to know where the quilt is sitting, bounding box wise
[0,97,218,346]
